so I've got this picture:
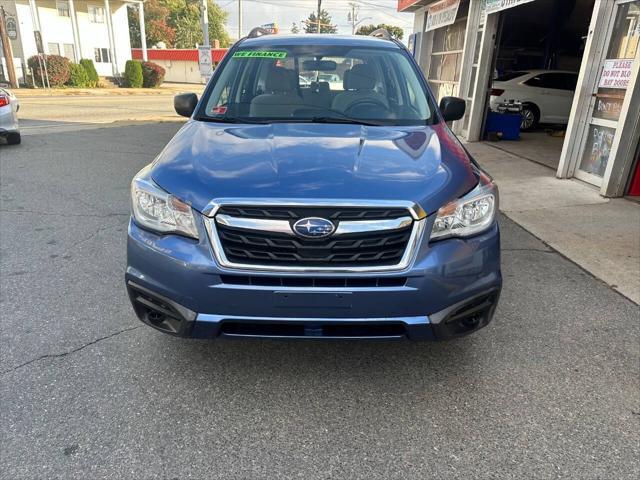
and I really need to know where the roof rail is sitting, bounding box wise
[369,28,391,40]
[247,27,271,39]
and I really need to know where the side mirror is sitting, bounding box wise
[439,96,466,122]
[174,93,198,118]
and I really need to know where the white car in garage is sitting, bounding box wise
[490,70,579,131]
[0,88,20,145]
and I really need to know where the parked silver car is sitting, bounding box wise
[0,88,20,145]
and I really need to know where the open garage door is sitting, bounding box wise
[466,0,594,170]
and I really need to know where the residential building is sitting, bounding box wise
[1,0,146,83]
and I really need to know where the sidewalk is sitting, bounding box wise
[12,82,205,98]
[466,141,640,304]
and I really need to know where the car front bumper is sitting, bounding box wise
[125,217,502,341]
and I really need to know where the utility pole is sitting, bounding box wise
[138,1,147,61]
[348,2,358,35]
[200,0,210,47]
[238,0,242,39]
[317,0,322,33]
[0,6,18,88]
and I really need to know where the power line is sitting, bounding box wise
[355,0,399,10]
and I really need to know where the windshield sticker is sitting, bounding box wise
[232,51,287,59]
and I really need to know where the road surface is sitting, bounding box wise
[1,120,638,479]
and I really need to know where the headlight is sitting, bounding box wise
[131,173,199,239]
[430,173,497,240]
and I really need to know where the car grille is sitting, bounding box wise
[216,206,409,221]
[210,205,417,269]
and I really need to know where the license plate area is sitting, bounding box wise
[273,291,352,309]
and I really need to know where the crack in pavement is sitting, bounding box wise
[42,223,122,261]
[1,325,143,376]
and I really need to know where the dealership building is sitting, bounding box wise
[400,0,640,197]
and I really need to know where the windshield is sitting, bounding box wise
[199,44,435,126]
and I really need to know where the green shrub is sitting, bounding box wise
[141,61,166,88]
[123,60,143,88]
[79,58,99,87]
[27,55,71,87]
[67,63,90,87]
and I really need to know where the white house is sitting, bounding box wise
[1,0,147,83]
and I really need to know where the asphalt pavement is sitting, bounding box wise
[15,93,190,125]
[1,122,639,479]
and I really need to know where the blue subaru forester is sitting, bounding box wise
[126,30,501,340]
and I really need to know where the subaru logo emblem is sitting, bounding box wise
[292,217,335,238]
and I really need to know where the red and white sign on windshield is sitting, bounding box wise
[425,0,460,32]
[599,59,634,89]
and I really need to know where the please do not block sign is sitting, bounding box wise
[599,59,633,89]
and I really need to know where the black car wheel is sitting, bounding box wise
[7,132,21,145]
[520,104,539,131]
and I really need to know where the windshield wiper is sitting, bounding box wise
[309,116,383,127]
[197,115,383,126]
[197,116,266,124]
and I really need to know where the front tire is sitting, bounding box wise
[520,104,539,131]
[7,132,21,145]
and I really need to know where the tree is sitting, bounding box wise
[205,0,231,47]
[291,22,300,34]
[146,1,175,47]
[171,2,202,48]
[127,0,231,49]
[123,60,144,88]
[355,23,404,41]
[302,9,337,34]
[128,5,141,48]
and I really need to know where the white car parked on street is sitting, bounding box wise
[490,70,579,131]
[0,88,20,145]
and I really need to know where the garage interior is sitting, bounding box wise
[486,0,595,170]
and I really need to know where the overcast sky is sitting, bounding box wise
[217,0,414,42]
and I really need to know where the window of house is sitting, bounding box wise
[56,1,70,17]
[94,48,111,63]
[48,43,61,56]
[88,5,105,23]
[63,43,75,61]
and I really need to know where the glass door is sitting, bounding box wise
[575,0,640,186]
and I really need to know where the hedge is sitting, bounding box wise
[123,60,143,88]
[67,63,90,87]
[27,55,70,87]
[141,61,166,88]
[79,59,99,87]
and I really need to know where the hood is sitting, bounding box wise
[151,121,478,216]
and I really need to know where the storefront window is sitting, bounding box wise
[580,125,616,177]
[579,1,640,179]
[592,2,639,121]
[607,2,639,59]
[428,18,466,101]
